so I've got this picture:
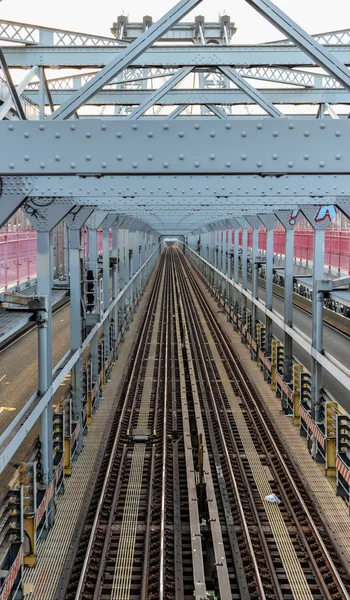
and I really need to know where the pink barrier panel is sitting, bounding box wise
[0,231,37,291]
[229,227,350,275]
[1,227,349,292]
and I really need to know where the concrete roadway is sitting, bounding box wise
[0,303,71,436]
[0,304,71,498]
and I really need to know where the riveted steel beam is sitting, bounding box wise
[0,120,349,176]
[24,174,350,198]
[23,86,350,107]
[3,45,350,69]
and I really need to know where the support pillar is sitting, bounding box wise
[275,210,302,383]
[265,228,274,357]
[111,226,119,349]
[259,214,278,363]
[284,229,294,383]
[89,228,99,383]
[37,231,53,486]
[227,229,232,310]
[128,232,134,313]
[222,229,227,299]
[241,224,248,324]
[233,226,239,316]
[103,225,110,358]
[249,224,259,338]
[68,227,83,449]
[311,229,326,423]
[300,205,332,423]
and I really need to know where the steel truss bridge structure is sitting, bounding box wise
[0,0,350,598]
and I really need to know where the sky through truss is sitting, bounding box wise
[0,0,348,44]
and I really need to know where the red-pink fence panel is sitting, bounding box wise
[0,231,37,291]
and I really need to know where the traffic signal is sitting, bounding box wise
[257,323,266,352]
[276,345,284,374]
[300,372,312,404]
[260,327,266,352]
[86,269,95,312]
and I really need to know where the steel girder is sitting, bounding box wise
[23,175,350,198]
[0,120,349,176]
[3,45,350,69]
[1,18,347,48]
[0,17,234,46]
[26,67,338,92]
[22,87,350,107]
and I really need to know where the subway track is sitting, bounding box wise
[57,247,350,600]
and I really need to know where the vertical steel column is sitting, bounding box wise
[69,227,83,449]
[284,229,294,383]
[38,67,45,120]
[223,230,227,272]
[103,225,110,357]
[208,232,212,285]
[214,230,219,289]
[241,226,248,323]
[124,229,130,312]
[311,229,325,422]
[111,226,119,348]
[135,231,141,297]
[222,229,227,298]
[128,232,134,312]
[37,231,53,485]
[50,232,55,286]
[227,229,232,309]
[55,225,60,279]
[265,228,274,357]
[119,229,125,319]
[140,232,145,288]
[251,227,259,337]
[89,228,99,382]
[63,222,69,281]
[144,233,149,279]
[217,230,222,294]
[234,227,239,315]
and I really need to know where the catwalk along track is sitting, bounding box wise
[57,247,350,600]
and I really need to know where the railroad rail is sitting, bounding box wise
[56,247,350,600]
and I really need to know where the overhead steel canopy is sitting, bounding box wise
[0,0,350,235]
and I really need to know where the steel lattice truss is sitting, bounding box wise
[1,0,350,235]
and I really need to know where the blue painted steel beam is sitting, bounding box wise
[3,45,350,69]
[23,87,350,107]
[0,120,349,176]
[23,174,350,198]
